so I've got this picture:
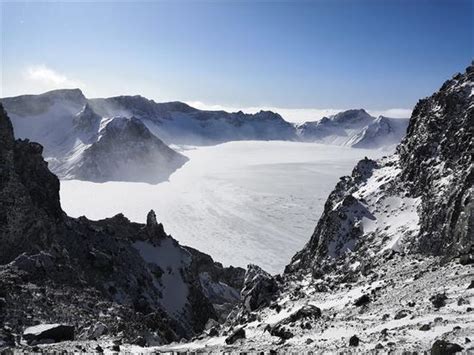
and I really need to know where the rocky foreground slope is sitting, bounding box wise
[0,64,471,353]
[0,103,245,350]
[130,65,472,353]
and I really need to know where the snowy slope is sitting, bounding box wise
[296,109,409,149]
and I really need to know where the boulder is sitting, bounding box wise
[225,327,245,345]
[269,325,293,340]
[430,293,447,308]
[23,324,74,344]
[354,294,371,307]
[431,339,463,355]
[349,335,360,346]
[394,310,409,319]
[419,324,431,331]
[289,305,322,322]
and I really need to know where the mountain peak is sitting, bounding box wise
[331,109,372,125]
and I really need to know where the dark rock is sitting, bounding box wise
[457,297,469,306]
[459,254,474,265]
[394,310,409,319]
[0,328,15,348]
[430,293,448,308]
[225,327,245,344]
[431,339,463,355]
[241,265,278,312]
[22,324,74,344]
[208,327,219,337]
[288,305,322,322]
[468,280,474,289]
[354,294,371,307]
[419,324,431,331]
[111,344,120,352]
[269,325,293,340]
[132,336,146,347]
[349,335,360,346]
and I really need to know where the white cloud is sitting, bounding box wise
[186,101,412,123]
[24,65,84,88]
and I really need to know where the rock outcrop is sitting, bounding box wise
[287,64,473,275]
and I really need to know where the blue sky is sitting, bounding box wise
[1,0,472,121]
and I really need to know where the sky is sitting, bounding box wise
[1,0,472,122]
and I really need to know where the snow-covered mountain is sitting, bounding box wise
[69,116,188,183]
[1,91,409,183]
[89,95,297,145]
[296,109,409,149]
[1,90,188,183]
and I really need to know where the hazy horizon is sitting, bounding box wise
[1,0,472,121]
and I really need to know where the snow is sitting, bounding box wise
[352,157,421,253]
[61,141,384,274]
[199,272,240,303]
[23,324,62,335]
[132,239,191,315]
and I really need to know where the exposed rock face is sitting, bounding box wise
[0,104,244,348]
[240,264,279,312]
[70,116,188,183]
[73,103,101,144]
[287,64,473,275]
[397,66,473,256]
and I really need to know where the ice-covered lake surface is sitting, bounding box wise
[60,141,386,274]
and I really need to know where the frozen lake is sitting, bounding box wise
[60,141,385,274]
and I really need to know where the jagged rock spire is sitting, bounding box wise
[146,209,165,238]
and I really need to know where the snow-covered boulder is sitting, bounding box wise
[22,324,74,345]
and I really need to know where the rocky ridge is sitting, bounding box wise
[0,103,244,350]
